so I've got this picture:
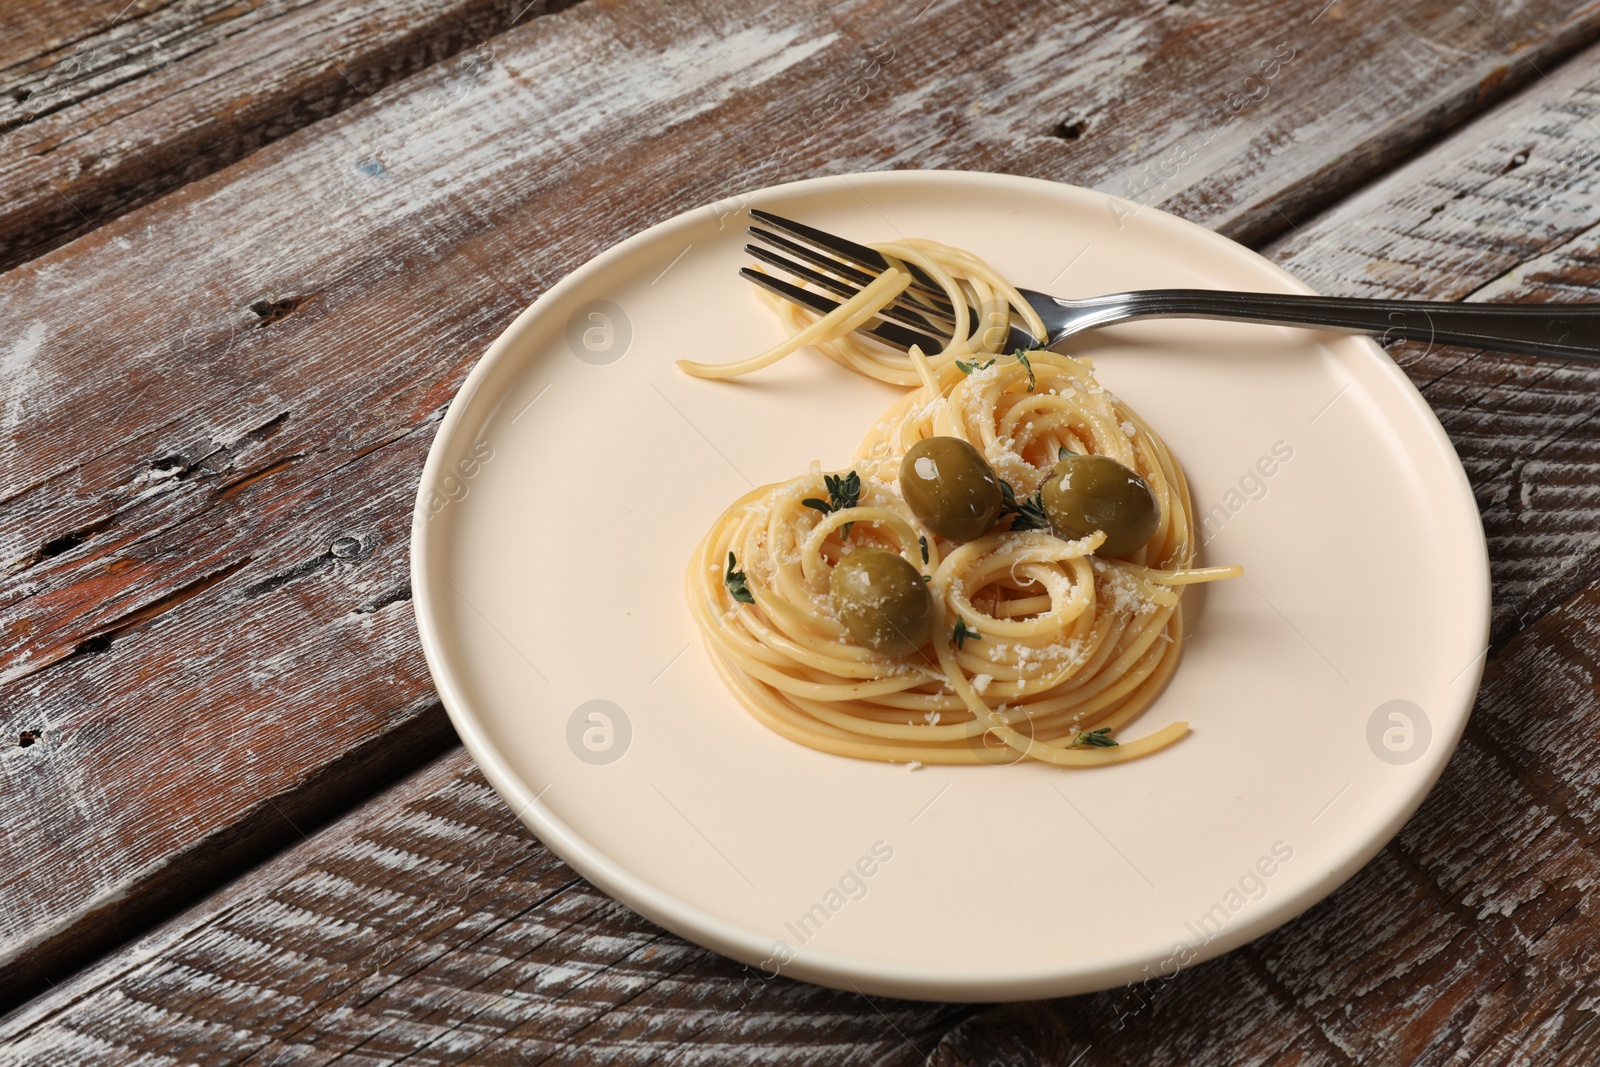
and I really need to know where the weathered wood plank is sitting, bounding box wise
[0,0,561,273]
[4,0,1600,1018]
[915,38,1600,1066]
[6,0,1600,275]
[1262,48,1600,646]
[928,583,1600,1065]
[930,33,1600,1067]
[6,580,1600,1065]
[0,424,461,1012]
[0,752,975,1067]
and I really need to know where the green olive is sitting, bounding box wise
[899,436,1004,542]
[1041,454,1160,558]
[829,548,935,655]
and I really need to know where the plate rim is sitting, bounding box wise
[410,168,1491,1001]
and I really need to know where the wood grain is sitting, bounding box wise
[7,0,1600,275]
[912,39,1600,1066]
[1262,46,1600,646]
[5,581,1599,1065]
[0,752,978,1066]
[929,34,1600,1067]
[4,0,1600,1026]
[0,0,564,273]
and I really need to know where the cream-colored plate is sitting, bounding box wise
[411,170,1489,1001]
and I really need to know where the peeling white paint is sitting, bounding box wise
[1,321,46,438]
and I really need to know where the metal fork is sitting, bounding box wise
[741,210,1600,364]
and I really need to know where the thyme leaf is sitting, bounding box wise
[1012,349,1036,392]
[804,471,862,538]
[952,618,982,650]
[724,551,754,604]
[999,479,1051,532]
[1010,490,1051,532]
[1074,727,1119,748]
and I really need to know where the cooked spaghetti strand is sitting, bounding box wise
[684,237,1239,767]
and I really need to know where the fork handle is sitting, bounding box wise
[1068,290,1600,363]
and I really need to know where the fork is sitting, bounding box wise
[741,209,1600,364]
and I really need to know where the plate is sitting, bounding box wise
[411,170,1489,1001]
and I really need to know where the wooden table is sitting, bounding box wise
[3,1,1599,1062]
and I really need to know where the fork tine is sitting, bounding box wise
[750,209,890,272]
[748,225,956,323]
[738,268,949,352]
[749,227,878,288]
[750,210,952,305]
[745,244,956,335]
[749,227,957,325]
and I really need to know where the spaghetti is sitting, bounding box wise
[681,237,1240,766]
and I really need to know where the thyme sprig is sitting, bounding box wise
[802,470,862,538]
[999,479,1051,532]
